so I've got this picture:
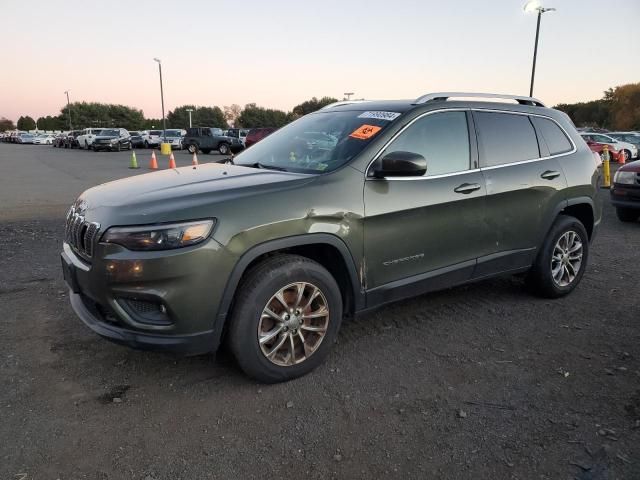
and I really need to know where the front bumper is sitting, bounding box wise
[61,237,237,355]
[610,184,640,209]
[93,142,118,151]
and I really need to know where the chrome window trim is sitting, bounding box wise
[364,107,577,181]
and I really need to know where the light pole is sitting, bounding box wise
[524,0,555,97]
[344,92,354,101]
[186,108,194,128]
[64,90,73,130]
[153,58,167,144]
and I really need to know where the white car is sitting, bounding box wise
[163,129,185,150]
[33,134,56,145]
[140,130,163,148]
[580,132,638,162]
[76,128,106,149]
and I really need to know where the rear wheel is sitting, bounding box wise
[622,149,631,163]
[616,207,639,222]
[527,215,589,298]
[228,254,343,383]
[187,143,198,154]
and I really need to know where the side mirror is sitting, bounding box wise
[370,151,427,178]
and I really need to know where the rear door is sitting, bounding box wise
[473,110,570,276]
[363,110,493,301]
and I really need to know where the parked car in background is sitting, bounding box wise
[182,127,242,155]
[33,134,56,145]
[76,128,105,149]
[140,130,162,148]
[610,159,640,222]
[164,129,185,150]
[17,133,35,144]
[10,131,28,143]
[64,130,83,149]
[91,128,131,151]
[607,132,640,153]
[225,128,250,147]
[245,127,277,148]
[129,131,145,149]
[53,133,67,148]
[582,138,622,162]
[580,132,637,162]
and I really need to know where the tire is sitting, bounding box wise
[187,143,198,154]
[526,215,589,298]
[144,140,149,148]
[85,140,89,149]
[116,142,121,152]
[218,143,230,155]
[228,254,343,383]
[622,150,631,163]
[616,207,639,223]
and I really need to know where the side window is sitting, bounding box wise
[475,111,540,167]
[531,117,573,155]
[382,111,470,176]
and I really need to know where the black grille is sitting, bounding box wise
[65,203,100,260]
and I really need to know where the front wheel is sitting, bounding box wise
[616,207,639,223]
[622,150,631,163]
[218,143,230,155]
[187,144,198,154]
[526,216,589,298]
[228,255,343,383]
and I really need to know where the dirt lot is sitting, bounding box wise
[1,144,639,479]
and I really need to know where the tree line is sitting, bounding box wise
[4,96,339,132]
[555,83,640,130]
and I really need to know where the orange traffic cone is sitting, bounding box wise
[619,149,626,165]
[192,152,199,167]
[149,150,158,170]
[168,152,177,169]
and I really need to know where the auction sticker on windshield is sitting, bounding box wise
[349,125,382,140]
[357,111,401,121]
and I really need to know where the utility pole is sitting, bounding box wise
[153,58,167,143]
[186,108,194,128]
[524,1,556,97]
[64,90,73,130]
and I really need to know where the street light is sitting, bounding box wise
[153,58,167,144]
[524,0,556,97]
[344,92,354,101]
[64,90,73,131]
[186,108,194,128]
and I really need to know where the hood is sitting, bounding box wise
[620,159,640,173]
[78,163,315,226]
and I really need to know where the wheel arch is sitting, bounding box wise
[215,234,364,339]
[562,197,595,239]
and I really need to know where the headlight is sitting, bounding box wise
[613,170,636,185]
[102,220,215,251]
[110,138,118,143]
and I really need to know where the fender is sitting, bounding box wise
[214,233,364,332]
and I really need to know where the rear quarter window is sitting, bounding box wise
[531,117,573,155]
[475,111,540,167]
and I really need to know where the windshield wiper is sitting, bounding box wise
[247,162,288,172]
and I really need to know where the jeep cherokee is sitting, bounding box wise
[61,92,602,383]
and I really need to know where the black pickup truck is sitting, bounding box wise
[182,127,244,155]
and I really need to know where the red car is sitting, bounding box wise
[245,127,277,148]
[584,139,622,163]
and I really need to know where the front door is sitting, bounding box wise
[363,110,493,304]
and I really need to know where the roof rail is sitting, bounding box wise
[320,100,370,110]
[413,92,546,107]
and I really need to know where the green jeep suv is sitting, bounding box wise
[61,92,601,382]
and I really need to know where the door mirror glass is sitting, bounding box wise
[371,151,427,178]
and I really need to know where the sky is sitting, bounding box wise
[1,0,639,122]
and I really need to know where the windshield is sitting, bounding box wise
[100,129,119,136]
[165,130,183,137]
[233,110,397,173]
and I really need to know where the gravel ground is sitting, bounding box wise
[1,144,639,479]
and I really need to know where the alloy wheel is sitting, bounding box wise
[257,282,329,366]
[550,230,583,287]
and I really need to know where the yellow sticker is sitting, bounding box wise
[349,124,382,140]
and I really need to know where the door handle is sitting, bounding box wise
[454,183,482,194]
[540,170,561,180]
